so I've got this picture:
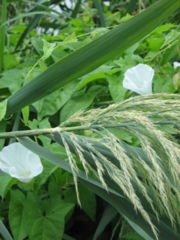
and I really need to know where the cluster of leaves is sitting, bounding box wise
[0,1,180,240]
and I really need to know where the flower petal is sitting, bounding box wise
[123,64,154,95]
[0,143,43,182]
[173,61,180,69]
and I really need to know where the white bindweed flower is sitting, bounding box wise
[123,64,154,95]
[173,61,180,69]
[0,143,43,183]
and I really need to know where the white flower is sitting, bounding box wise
[123,64,154,95]
[173,62,180,69]
[0,143,43,183]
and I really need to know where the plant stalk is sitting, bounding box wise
[0,121,178,139]
[71,0,82,18]
[0,0,7,72]
[94,0,106,27]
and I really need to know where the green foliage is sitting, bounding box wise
[8,190,74,240]
[0,100,7,121]
[0,0,7,72]
[6,0,180,115]
[122,232,144,240]
[0,0,180,240]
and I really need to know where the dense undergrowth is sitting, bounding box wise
[0,1,180,240]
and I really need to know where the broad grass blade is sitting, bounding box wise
[19,137,180,240]
[7,0,180,115]
[0,221,14,240]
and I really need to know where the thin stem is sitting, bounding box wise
[0,11,60,29]
[71,0,82,18]
[94,0,106,27]
[138,0,145,12]
[0,128,53,139]
[9,111,21,144]
[0,121,178,139]
[0,0,7,72]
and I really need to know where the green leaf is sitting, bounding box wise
[33,81,77,119]
[60,85,102,121]
[51,48,68,62]
[0,175,13,198]
[22,106,29,125]
[147,36,164,52]
[77,65,115,90]
[107,74,126,102]
[31,37,44,55]
[154,76,174,93]
[30,217,59,240]
[79,184,96,220]
[34,159,57,188]
[8,190,27,240]
[122,231,144,240]
[93,205,117,240]
[59,182,96,220]
[122,221,152,240]
[7,0,180,115]
[15,15,41,50]
[0,120,6,149]
[23,192,42,235]
[0,69,27,94]
[3,54,19,70]
[42,39,56,60]
[0,100,7,121]
[113,54,142,71]
[29,197,74,240]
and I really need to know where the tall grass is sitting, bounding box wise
[0,0,7,72]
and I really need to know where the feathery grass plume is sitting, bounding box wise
[58,129,158,236]
[56,128,159,237]
[63,93,180,125]
[118,110,179,180]
[80,140,108,190]
[57,93,180,238]
[129,128,180,224]
[123,115,180,223]
[93,129,158,224]
[58,132,81,205]
[134,132,175,223]
[100,129,154,203]
[68,133,90,176]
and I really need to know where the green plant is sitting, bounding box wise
[0,1,180,240]
[0,0,7,72]
[6,0,180,115]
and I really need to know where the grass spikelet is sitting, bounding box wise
[69,133,90,176]
[58,132,81,205]
[80,139,108,190]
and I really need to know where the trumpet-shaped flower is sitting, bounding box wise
[0,143,43,183]
[173,61,180,69]
[123,64,154,95]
